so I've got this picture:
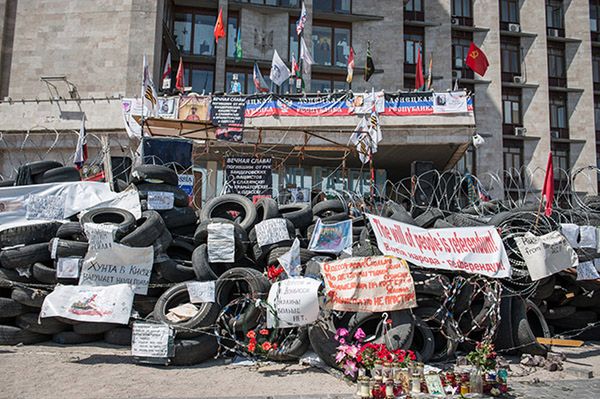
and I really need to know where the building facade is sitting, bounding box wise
[0,0,598,199]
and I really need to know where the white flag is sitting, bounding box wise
[300,37,314,74]
[141,54,158,117]
[270,49,291,86]
[350,117,371,164]
[73,116,87,169]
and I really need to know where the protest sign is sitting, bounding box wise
[255,218,290,247]
[186,281,216,303]
[40,283,134,324]
[207,223,235,263]
[225,157,272,201]
[84,223,118,251]
[131,322,174,359]
[308,219,352,254]
[577,261,600,281]
[366,214,511,279]
[514,231,578,281]
[57,257,81,279]
[79,243,154,295]
[277,238,301,277]
[321,256,417,312]
[266,277,320,328]
[147,191,174,210]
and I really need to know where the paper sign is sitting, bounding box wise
[40,283,134,324]
[424,374,445,396]
[84,222,118,250]
[577,261,600,280]
[579,226,597,249]
[26,194,65,220]
[186,281,216,303]
[207,223,235,263]
[366,214,511,279]
[131,322,174,358]
[255,218,290,247]
[321,256,417,312]
[178,174,194,197]
[277,238,301,277]
[308,219,352,254]
[50,238,59,259]
[147,191,174,210]
[79,243,154,295]
[560,223,579,248]
[266,277,320,328]
[515,231,579,281]
[57,257,81,279]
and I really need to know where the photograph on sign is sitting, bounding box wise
[157,97,179,119]
[266,277,320,328]
[515,231,579,281]
[186,281,216,303]
[255,218,290,247]
[131,322,174,358]
[308,219,352,254]
[57,257,81,279]
[207,223,235,263]
[178,95,210,121]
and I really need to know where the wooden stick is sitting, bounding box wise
[536,337,584,347]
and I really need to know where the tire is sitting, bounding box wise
[154,256,196,283]
[0,297,29,318]
[104,327,132,346]
[194,218,248,260]
[266,326,310,362]
[52,331,103,345]
[445,213,486,227]
[347,311,415,350]
[192,244,233,281]
[200,194,257,232]
[153,229,173,257]
[0,243,51,269]
[414,208,445,228]
[512,297,550,356]
[25,160,63,177]
[411,271,449,298]
[266,247,316,267]
[433,219,454,228]
[414,307,458,362]
[0,325,48,345]
[153,282,221,338]
[216,267,270,331]
[0,179,14,187]
[0,267,34,283]
[51,239,88,258]
[56,222,86,241]
[131,164,179,186]
[307,313,353,369]
[383,201,415,224]
[32,262,57,284]
[0,222,60,248]
[171,334,219,366]
[137,183,189,208]
[37,166,81,183]
[133,295,159,318]
[532,276,556,301]
[120,210,166,247]
[320,212,350,223]
[159,206,197,229]
[15,313,68,335]
[313,200,345,216]
[544,305,576,320]
[73,322,119,335]
[407,316,435,363]
[11,286,48,308]
[278,204,313,229]
[548,310,598,330]
[493,295,516,353]
[255,198,281,221]
[80,208,136,239]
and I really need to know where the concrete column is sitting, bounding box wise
[425,0,452,90]
[303,0,313,90]
[215,0,229,92]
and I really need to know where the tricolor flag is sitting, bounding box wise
[161,52,171,90]
[291,53,300,76]
[73,117,87,170]
[141,54,158,116]
[346,47,355,84]
[214,8,226,43]
[296,1,307,36]
[253,62,269,93]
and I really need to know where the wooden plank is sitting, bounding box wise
[536,337,584,347]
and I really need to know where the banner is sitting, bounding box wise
[366,214,511,278]
[514,231,578,281]
[245,93,353,118]
[178,95,210,121]
[350,91,385,114]
[41,284,134,324]
[225,156,273,200]
[432,91,468,114]
[210,95,246,142]
[266,277,320,328]
[321,256,417,312]
[157,97,179,119]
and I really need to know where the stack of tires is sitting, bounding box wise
[12,160,82,186]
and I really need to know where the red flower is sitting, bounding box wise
[262,342,272,351]
[246,330,256,339]
[259,329,269,336]
[408,350,416,361]
[272,343,278,350]
[267,265,284,280]
[248,342,256,352]
[249,337,256,345]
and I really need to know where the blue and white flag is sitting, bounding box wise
[296,1,307,36]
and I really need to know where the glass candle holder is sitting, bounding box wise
[372,360,384,379]
[382,362,393,382]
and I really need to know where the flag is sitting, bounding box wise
[291,53,300,76]
[175,56,185,92]
[364,42,374,82]
[296,1,307,36]
[542,151,554,217]
[235,28,243,60]
[346,47,355,84]
[141,54,158,116]
[415,46,424,90]
[465,42,489,77]
[369,107,382,146]
[73,116,87,169]
[161,52,171,89]
[350,117,371,164]
[300,37,314,74]
[253,62,269,93]
[214,7,225,43]
[453,77,459,91]
[270,49,291,86]
[426,54,433,90]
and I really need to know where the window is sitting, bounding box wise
[173,10,217,56]
[404,28,424,74]
[550,93,568,134]
[312,23,351,67]
[183,65,214,94]
[552,142,570,183]
[452,0,473,25]
[503,140,525,197]
[289,20,300,62]
[546,0,564,30]
[547,44,566,87]
[246,0,300,6]
[500,0,519,24]
[594,50,600,90]
[502,89,522,129]
[227,13,239,58]
[226,71,250,94]
[591,1,600,33]
[313,0,351,13]
[500,38,521,80]
[405,0,424,21]
[310,75,347,93]
[452,33,473,79]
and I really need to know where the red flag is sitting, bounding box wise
[415,46,424,90]
[465,42,489,77]
[175,57,185,92]
[214,8,225,43]
[542,151,554,216]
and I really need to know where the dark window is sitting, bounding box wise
[500,0,519,24]
[501,38,521,81]
[552,142,570,186]
[550,93,568,137]
[452,32,474,79]
[184,65,215,94]
[404,27,424,74]
[503,140,525,198]
[546,0,564,30]
[226,69,259,94]
[547,43,566,87]
[592,1,600,33]
[452,0,473,26]
[405,0,424,21]
[227,12,239,58]
[502,89,522,132]
[593,50,600,90]
[311,75,347,93]
[314,0,351,13]
[173,10,217,56]
[312,22,351,67]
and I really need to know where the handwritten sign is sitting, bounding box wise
[515,231,578,281]
[40,284,134,324]
[366,214,511,278]
[57,257,81,279]
[26,194,65,220]
[266,277,320,328]
[186,281,216,303]
[84,222,118,250]
[255,218,290,247]
[207,223,235,263]
[131,322,174,358]
[321,256,417,312]
[79,243,154,295]
[308,219,352,254]
[147,191,174,210]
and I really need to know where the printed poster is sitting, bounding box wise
[308,219,352,254]
[157,97,179,119]
[432,91,468,114]
[178,95,210,121]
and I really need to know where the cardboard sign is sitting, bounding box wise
[40,283,134,324]
[84,223,118,250]
[225,157,273,201]
[321,256,417,312]
[79,243,154,295]
[577,261,600,280]
[186,281,216,303]
[515,231,579,281]
[266,277,320,328]
[277,238,301,277]
[131,322,174,358]
[366,214,511,279]
[26,194,65,220]
[57,257,81,279]
[255,218,290,247]
[308,219,352,254]
[207,223,235,263]
[147,191,174,210]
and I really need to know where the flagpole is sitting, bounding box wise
[140,55,145,138]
